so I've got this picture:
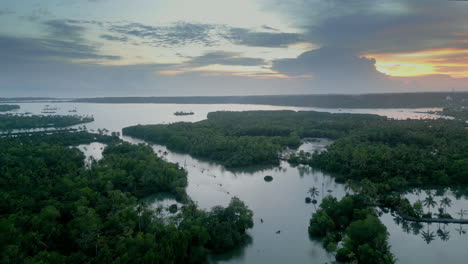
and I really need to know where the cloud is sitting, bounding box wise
[260,0,468,53]
[44,19,86,41]
[272,47,396,92]
[187,51,265,67]
[0,35,120,62]
[108,22,218,47]
[261,25,280,32]
[105,21,304,48]
[22,7,52,22]
[0,9,15,16]
[223,27,304,47]
[100,34,129,42]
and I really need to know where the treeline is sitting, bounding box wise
[442,107,468,121]
[0,114,94,130]
[123,111,383,168]
[0,133,253,263]
[0,105,20,112]
[74,92,468,108]
[291,119,468,188]
[123,110,467,186]
[2,130,119,146]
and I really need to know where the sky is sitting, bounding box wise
[0,0,467,97]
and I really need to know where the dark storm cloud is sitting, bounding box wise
[272,47,395,92]
[187,51,265,67]
[272,47,379,76]
[0,35,120,61]
[260,0,468,53]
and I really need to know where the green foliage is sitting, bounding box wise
[92,142,188,200]
[123,111,383,167]
[342,215,393,264]
[0,105,20,112]
[4,130,119,146]
[0,114,94,130]
[309,195,395,263]
[0,134,254,263]
[309,195,370,238]
[305,119,468,188]
[205,197,254,253]
[441,107,468,122]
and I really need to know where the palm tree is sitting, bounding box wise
[440,197,452,215]
[308,187,319,202]
[457,209,468,219]
[455,224,466,236]
[437,229,450,241]
[421,230,436,244]
[423,195,437,215]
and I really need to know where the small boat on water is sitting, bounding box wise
[174,111,194,116]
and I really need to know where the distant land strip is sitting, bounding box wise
[2,92,468,108]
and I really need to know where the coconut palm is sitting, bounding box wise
[440,197,452,215]
[421,230,436,244]
[423,195,437,215]
[455,224,466,236]
[457,209,468,219]
[308,187,319,201]
[437,229,450,241]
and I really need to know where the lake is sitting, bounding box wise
[6,102,467,264]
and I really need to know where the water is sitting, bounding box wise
[6,102,467,264]
[381,189,468,264]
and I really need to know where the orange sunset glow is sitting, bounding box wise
[367,47,468,78]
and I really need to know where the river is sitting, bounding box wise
[5,102,467,264]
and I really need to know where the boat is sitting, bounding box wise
[174,111,194,116]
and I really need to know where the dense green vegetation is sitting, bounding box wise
[291,118,468,188]
[309,195,395,264]
[441,107,468,121]
[0,114,94,130]
[123,111,383,167]
[0,105,20,112]
[4,130,119,146]
[0,131,254,263]
[92,142,188,200]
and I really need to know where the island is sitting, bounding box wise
[0,114,254,263]
[0,104,20,112]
